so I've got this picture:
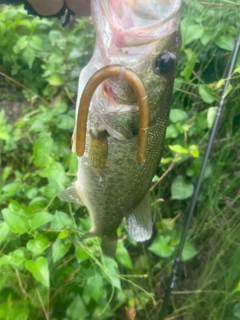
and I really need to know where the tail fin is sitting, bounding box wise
[101,235,118,257]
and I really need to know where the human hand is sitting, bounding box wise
[27,0,91,16]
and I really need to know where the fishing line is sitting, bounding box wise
[158,32,240,320]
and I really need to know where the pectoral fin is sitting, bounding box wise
[126,192,152,242]
[89,130,108,174]
[58,182,84,205]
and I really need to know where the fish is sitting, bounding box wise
[58,0,181,256]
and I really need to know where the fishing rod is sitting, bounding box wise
[158,32,240,320]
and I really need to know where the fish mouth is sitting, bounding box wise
[103,81,138,107]
[76,65,149,164]
[96,0,181,47]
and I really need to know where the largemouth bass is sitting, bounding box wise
[59,0,181,256]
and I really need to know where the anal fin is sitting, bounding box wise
[126,192,152,242]
[58,182,84,205]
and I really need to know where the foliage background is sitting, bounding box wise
[0,0,240,319]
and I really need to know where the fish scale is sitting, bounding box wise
[59,0,181,255]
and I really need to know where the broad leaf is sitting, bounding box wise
[102,256,121,289]
[171,175,194,200]
[25,257,50,287]
[27,235,50,256]
[148,235,175,258]
[198,85,218,104]
[52,239,71,263]
[181,241,198,261]
[116,241,133,269]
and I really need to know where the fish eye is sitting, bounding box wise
[154,52,175,75]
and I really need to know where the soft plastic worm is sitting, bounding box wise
[75,65,149,164]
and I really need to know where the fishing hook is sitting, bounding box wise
[158,32,240,320]
[75,65,149,164]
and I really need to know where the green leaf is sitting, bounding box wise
[1,166,12,183]
[75,245,90,262]
[171,175,194,200]
[56,114,75,130]
[233,303,240,318]
[233,67,240,75]
[2,205,30,234]
[13,35,28,54]
[22,47,35,69]
[57,229,69,240]
[169,145,188,154]
[29,35,43,51]
[2,202,52,234]
[33,134,53,167]
[161,157,176,164]
[48,30,61,44]
[52,239,71,263]
[133,255,150,273]
[7,304,29,320]
[186,158,212,179]
[180,49,199,80]
[232,281,240,294]
[47,73,64,86]
[215,35,235,51]
[0,249,26,266]
[85,267,103,302]
[192,110,208,133]
[66,295,88,320]
[181,18,204,46]
[29,197,48,213]
[29,211,53,231]
[27,235,50,256]
[50,211,73,231]
[0,128,10,140]
[165,124,179,139]
[25,187,38,200]
[0,222,10,244]
[207,107,217,129]
[37,162,67,191]
[0,21,6,36]
[169,109,188,123]
[189,145,199,158]
[102,255,121,289]
[201,29,214,46]
[198,85,218,104]
[0,303,8,319]
[115,241,133,269]
[25,257,50,287]
[181,241,198,261]
[223,83,232,98]
[2,182,21,197]
[148,235,175,258]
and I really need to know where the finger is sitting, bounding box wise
[27,0,64,16]
[65,0,91,16]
